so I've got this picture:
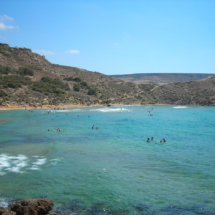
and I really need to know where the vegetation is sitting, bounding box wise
[0,65,34,76]
[0,75,32,89]
[88,88,97,95]
[17,67,34,76]
[64,77,82,82]
[0,65,12,74]
[0,90,7,97]
[32,77,70,95]
[73,84,80,91]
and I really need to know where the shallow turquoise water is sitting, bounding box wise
[0,106,215,214]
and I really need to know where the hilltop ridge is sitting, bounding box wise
[111,73,215,84]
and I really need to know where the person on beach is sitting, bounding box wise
[147,138,150,142]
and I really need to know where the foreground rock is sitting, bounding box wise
[10,198,53,215]
[0,207,16,215]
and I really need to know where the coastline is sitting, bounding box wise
[0,103,195,111]
[0,103,144,111]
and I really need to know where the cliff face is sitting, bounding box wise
[0,43,215,106]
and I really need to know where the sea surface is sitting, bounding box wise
[0,106,214,214]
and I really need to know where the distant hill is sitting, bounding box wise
[111,73,215,83]
[0,43,215,106]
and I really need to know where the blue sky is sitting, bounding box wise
[0,0,215,75]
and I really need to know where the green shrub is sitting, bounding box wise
[17,67,34,76]
[0,65,12,74]
[73,84,80,91]
[0,75,32,89]
[0,90,7,97]
[80,81,88,88]
[32,76,70,95]
[73,77,82,82]
[64,77,82,82]
[88,88,97,95]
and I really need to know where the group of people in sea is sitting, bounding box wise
[147,137,166,143]
[47,128,62,132]
[92,125,99,130]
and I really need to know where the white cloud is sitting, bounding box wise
[0,22,15,30]
[67,50,80,54]
[0,15,14,21]
[33,50,55,55]
[0,14,17,30]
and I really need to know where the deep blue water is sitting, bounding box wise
[0,106,215,214]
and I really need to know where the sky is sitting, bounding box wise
[0,0,215,75]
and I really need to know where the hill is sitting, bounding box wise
[0,43,147,106]
[111,73,215,83]
[0,43,215,106]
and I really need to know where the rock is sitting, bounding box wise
[0,207,16,215]
[10,198,53,215]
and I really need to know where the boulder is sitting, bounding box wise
[10,198,53,215]
[0,207,16,215]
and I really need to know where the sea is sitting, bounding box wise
[0,105,214,215]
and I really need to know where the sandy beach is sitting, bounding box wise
[0,104,94,110]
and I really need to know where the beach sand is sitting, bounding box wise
[0,103,118,110]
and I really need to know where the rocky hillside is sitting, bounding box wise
[0,43,149,106]
[0,43,215,106]
[111,73,215,84]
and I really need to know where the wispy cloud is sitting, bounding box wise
[0,14,17,30]
[33,50,55,55]
[0,15,14,21]
[67,50,80,54]
[0,22,15,30]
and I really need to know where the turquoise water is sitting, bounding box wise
[0,106,215,214]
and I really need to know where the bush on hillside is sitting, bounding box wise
[73,84,80,91]
[32,77,70,95]
[0,65,12,75]
[0,75,32,89]
[88,88,97,95]
[64,77,82,82]
[0,90,7,97]
[80,81,88,88]
[17,67,34,76]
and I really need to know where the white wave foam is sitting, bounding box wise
[0,154,28,174]
[0,197,9,207]
[0,154,58,175]
[28,166,39,170]
[33,158,47,165]
[92,108,131,112]
[173,106,188,109]
[54,109,81,113]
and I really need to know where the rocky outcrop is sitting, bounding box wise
[10,198,53,215]
[0,207,16,215]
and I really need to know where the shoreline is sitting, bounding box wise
[0,103,205,111]
[0,103,145,111]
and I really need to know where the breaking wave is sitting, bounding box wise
[173,106,188,109]
[0,154,59,175]
[91,108,131,112]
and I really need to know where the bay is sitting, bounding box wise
[0,106,214,214]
